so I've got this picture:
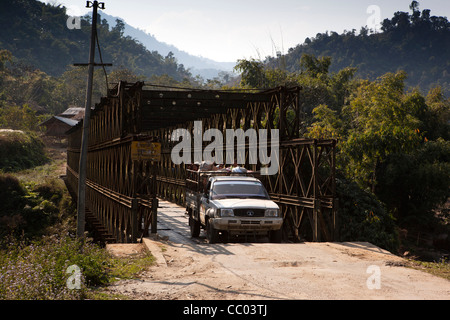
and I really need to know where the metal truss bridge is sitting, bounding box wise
[65,81,337,243]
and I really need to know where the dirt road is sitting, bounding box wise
[106,201,450,300]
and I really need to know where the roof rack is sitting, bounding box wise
[186,168,262,192]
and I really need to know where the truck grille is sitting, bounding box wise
[234,209,265,217]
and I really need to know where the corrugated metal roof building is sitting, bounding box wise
[40,107,85,137]
[40,115,80,136]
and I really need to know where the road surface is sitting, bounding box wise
[106,201,450,300]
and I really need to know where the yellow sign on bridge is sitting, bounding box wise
[131,141,161,161]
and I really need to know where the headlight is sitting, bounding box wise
[207,208,217,217]
[220,209,234,217]
[265,209,279,217]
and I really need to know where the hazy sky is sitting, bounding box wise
[43,0,450,62]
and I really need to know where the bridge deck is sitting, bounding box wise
[151,200,274,244]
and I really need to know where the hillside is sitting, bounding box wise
[268,3,450,95]
[97,12,235,79]
[0,0,191,82]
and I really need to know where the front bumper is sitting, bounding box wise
[210,217,283,234]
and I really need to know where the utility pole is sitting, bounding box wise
[76,1,106,238]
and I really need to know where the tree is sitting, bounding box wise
[306,104,342,140]
[0,104,43,131]
[336,176,399,252]
[0,50,12,89]
[51,67,107,114]
[424,86,450,140]
[112,18,125,37]
[0,50,12,71]
[410,1,420,13]
[108,68,146,84]
[376,139,450,225]
[304,67,449,230]
[234,59,267,88]
[299,54,331,78]
[270,1,450,96]
[340,71,422,191]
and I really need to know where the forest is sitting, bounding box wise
[235,54,449,255]
[267,1,450,96]
[233,2,449,255]
[0,0,213,121]
[0,0,193,80]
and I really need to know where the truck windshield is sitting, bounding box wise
[211,181,269,200]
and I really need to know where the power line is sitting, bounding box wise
[95,26,109,92]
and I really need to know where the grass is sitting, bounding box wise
[107,253,156,281]
[0,234,104,300]
[0,135,156,300]
[89,249,156,300]
[409,258,450,281]
[0,235,157,300]
[0,130,48,172]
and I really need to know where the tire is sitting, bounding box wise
[206,219,220,244]
[269,229,282,243]
[189,216,200,238]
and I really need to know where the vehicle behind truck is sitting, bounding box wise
[185,165,283,243]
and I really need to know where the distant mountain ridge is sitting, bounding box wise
[267,3,450,95]
[98,12,236,79]
[0,0,193,82]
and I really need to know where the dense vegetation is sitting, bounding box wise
[0,0,191,81]
[0,1,226,120]
[267,1,450,96]
[0,137,155,300]
[0,129,47,171]
[235,44,449,254]
[0,235,103,299]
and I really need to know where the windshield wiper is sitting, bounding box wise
[242,195,268,199]
[212,195,229,200]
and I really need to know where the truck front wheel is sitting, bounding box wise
[206,220,220,244]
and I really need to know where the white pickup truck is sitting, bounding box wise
[185,168,283,243]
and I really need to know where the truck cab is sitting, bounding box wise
[186,171,283,243]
